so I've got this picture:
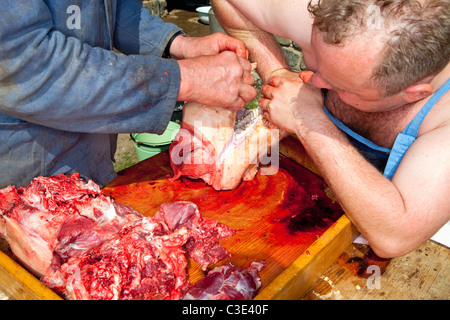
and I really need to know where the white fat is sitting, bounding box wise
[77,197,117,224]
[100,201,117,221]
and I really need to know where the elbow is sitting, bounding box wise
[364,235,421,259]
[370,245,407,259]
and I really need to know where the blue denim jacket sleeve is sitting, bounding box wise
[0,0,181,135]
[114,0,183,56]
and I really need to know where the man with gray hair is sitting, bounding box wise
[211,0,449,258]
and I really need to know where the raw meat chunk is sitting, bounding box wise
[169,63,284,191]
[155,201,235,270]
[42,217,190,300]
[0,173,142,277]
[182,262,265,300]
[41,201,236,300]
[1,174,258,300]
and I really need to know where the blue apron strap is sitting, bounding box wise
[383,133,416,179]
[323,106,391,154]
[403,78,450,137]
[384,78,450,179]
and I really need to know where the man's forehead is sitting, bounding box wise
[311,27,384,90]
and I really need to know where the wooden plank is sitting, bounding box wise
[303,240,450,300]
[0,250,61,300]
[256,215,358,299]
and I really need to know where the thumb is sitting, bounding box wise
[299,71,315,84]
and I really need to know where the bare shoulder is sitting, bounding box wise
[419,89,450,136]
[391,109,450,242]
[409,90,450,163]
[226,0,313,46]
[396,106,450,191]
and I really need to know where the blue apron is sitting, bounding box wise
[324,78,450,180]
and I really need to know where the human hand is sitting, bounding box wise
[169,32,249,60]
[258,73,323,134]
[177,51,256,110]
[298,70,315,84]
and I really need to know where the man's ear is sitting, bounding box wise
[403,83,433,103]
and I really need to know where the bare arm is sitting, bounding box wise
[302,118,450,258]
[211,0,313,83]
[259,76,450,258]
[214,0,450,257]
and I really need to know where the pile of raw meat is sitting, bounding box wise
[0,173,264,300]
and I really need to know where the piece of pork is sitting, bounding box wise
[182,262,265,300]
[41,200,235,300]
[42,217,190,300]
[0,173,142,277]
[154,201,235,270]
[169,103,282,190]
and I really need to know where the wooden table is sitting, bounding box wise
[0,136,448,300]
[2,239,447,300]
[280,135,449,300]
[302,240,449,300]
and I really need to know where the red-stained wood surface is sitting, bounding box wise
[103,139,347,295]
[0,135,355,300]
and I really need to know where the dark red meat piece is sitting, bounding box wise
[42,217,190,300]
[155,202,235,270]
[182,262,265,300]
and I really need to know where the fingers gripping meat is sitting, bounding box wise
[169,63,285,191]
[169,103,282,190]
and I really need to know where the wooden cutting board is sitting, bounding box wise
[103,135,357,299]
[0,135,357,300]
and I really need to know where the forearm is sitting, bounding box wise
[0,2,179,134]
[260,74,449,257]
[211,0,290,83]
[294,116,414,257]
